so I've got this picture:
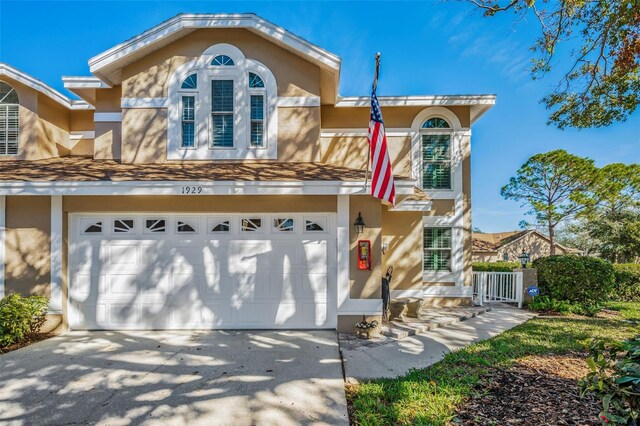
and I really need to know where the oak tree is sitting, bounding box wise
[466,0,640,129]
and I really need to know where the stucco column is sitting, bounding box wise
[49,195,62,312]
[0,195,5,299]
[513,268,538,303]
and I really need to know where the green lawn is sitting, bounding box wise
[347,302,640,425]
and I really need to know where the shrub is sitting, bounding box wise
[528,295,601,316]
[533,255,615,308]
[0,294,49,347]
[580,336,640,425]
[472,261,521,272]
[613,264,640,302]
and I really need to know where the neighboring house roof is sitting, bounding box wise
[0,157,414,182]
[0,63,93,110]
[472,230,582,254]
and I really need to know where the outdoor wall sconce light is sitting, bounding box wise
[354,212,366,234]
[518,250,530,268]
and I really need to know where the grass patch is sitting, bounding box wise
[347,302,640,425]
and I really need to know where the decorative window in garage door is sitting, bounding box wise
[177,219,198,233]
[304,217,326,232]
[241,218,262,232]
[114,219,134,233]
[81,220,103,234]
[145,219,166,233]
[208,218,231,233]
[273,218,294,232]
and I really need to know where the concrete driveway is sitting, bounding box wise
[0,330,348,426]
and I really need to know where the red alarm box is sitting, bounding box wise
[358,240,371,270]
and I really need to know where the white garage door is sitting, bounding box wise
[68,213,337,330]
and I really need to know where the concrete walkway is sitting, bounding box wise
[0,330,348,426]
[341,305,536,383]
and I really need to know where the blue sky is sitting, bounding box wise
[1,1,638,232]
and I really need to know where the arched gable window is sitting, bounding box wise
[211,55,235,66]
[0,82,19,156]
[422,117,450,129]
[168,44,278,160]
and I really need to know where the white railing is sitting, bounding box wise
[473,271,523,308]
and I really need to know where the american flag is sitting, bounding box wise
[367,90,396,205]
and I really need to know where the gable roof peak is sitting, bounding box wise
[88,13,341,87]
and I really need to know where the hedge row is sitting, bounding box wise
[472,261,522,272]
[613,263,640,302]
[532,255,615,307]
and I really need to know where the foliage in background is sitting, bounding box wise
[533,255,615,308]
[501,150,599,255]
[466,0,640,129]
[0,294,49,347]
[584,164,640,263]
[614,264,640,302]
[580,336,640,425]
[472,261,521,272]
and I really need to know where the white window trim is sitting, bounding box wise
[168,43,278,160]
[410,107,469,200]
[422,213,465,286]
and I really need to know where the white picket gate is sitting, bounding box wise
[473,271,523,308]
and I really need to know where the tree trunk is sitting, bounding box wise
[549,224,556,256]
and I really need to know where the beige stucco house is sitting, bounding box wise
[0,13,495,333]
[472,230,582,263]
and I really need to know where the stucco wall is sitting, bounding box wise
[4,196,51,296]
[349,195,382,299]
[320,135,412,178]
[121,28,320,99]
[63,195,337,213]
[381,209,423,290]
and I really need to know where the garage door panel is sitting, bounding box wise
[108,303,141,328]
[69,213,336,330]
[108,243,140,269]
[302,241,329,272]
[303,302,328,325]
[69,273,104,301]
[303,273,328,300]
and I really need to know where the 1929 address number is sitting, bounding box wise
[181,186,203,194]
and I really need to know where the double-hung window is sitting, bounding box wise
[423,227,452,271]
[421,118,452,189]
[179,74,197,148]
[248,72,265,147]
[211,80,234,148]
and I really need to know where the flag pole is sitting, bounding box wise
[364,52,381,192]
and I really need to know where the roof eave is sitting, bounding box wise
[0,63,94,110]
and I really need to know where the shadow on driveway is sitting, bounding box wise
[0,330,348,425]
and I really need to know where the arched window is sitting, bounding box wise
[0,81,19,156]
[420,117,453,189]
[249,72,264,88]
[168,43,278,160]
[211,55,235,66]
[422,117,450,129]
[181,74,198,89]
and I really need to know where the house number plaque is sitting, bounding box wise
[180,186,204,194]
